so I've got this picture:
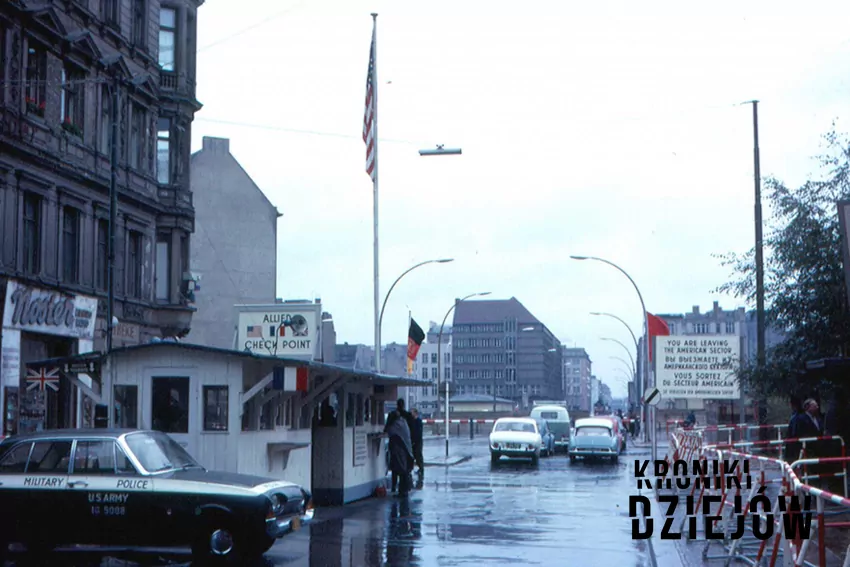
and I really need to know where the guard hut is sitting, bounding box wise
[25,303,428,506]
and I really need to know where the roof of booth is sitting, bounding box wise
[27,341,431,387]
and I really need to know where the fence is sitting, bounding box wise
[422,419,495,439]
[656,420,850,566]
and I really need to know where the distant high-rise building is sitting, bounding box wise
[452,297,562,408]
[563,348,592,411]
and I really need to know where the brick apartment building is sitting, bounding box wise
[0,0,204,436]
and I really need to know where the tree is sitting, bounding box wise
[715,127,850,398]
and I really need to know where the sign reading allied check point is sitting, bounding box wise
[655,335,741,400]
[643,387,661,407]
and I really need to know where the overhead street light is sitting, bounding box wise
[600,337,636,375]
[572,254,655,460]
[438,292,491,458]
[375,258,454,372]
[419,144,462,156]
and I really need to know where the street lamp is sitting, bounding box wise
[419,144,462,156]
[590,312,639,353]
[572,255,655,460]
[438,291,491,458]
[375,258,454,372]
[600,337,636,375]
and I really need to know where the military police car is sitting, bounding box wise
[0,428,313,564]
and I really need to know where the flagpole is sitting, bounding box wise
[406,309,412,409]
[371,12,381,373]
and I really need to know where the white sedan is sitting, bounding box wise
[489,417,542,464]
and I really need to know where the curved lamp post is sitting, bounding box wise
[375,258,453,372]
[601,337,636,375]
[571,255,655,459]
[590,312,639,353]
[438,291,491,457]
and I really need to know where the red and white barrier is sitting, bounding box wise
[422,419,495,425]
[660,423,850,566]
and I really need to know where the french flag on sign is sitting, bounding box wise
[273,366,309,392]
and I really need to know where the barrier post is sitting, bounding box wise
[469,418,474,439]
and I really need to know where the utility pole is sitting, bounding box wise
[106,77,119,353]
[751,100,766,427]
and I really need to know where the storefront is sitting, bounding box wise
[1,279,99,437]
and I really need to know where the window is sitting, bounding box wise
[60,66,84,136]
[159,8,176,71]
[101,0,120,27]
[421,367,427,380]
[430,353,437,364]
[151,377,189,434]
[420,353,427,363]
[73,441,119,474]
[22,193,41,274]
[96,219,108,290]
[129,103,146,169]
[132,0,147,46]
[113,385,138,428]
[431,367,437,380]
[28,441,72,473]
[0,443,32,473]
[126,231,142,298]
[694,323,708,334]
[155,236,170,300]
[157,118,171,183]
[99,85,111,154]
[496,370,503,379]
[62,207,80,283]
[24,43,46,116]
[725,322,736,334]
[445,353,450,364]
[203,386,228,432]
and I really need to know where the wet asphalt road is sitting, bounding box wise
[4,438,665,567]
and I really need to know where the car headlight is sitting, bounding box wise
[268,494,283,515]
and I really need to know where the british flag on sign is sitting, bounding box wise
[26,367,60,393]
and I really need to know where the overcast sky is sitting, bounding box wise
[191,0,850,397]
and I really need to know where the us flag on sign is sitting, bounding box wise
[363,20,377,181]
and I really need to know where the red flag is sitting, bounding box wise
[647,312,670,362]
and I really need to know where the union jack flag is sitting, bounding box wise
[26,367,60,392]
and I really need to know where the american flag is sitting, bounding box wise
[246,326,262,338]
[26,367,60,393]
[363,21,377,181]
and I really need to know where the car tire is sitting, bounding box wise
[490,452,500,464]
[257,534,276,555]
[193,516,252,566]
[611,455,619,464]
[531,454,539,465]
[569,455,576,463]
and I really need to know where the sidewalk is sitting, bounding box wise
[422,438,478,467]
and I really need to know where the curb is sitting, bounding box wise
[424,455,472,467]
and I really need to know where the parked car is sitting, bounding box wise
[0,429,314,565]
[534,419,555,457]
[569,418,621,463]
[598,415,627,453]
[529,404,572,452]
[489,417,542,464]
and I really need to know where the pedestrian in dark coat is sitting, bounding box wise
[384,410,414,496]
[410,408,424,476]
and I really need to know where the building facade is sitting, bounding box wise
[187,136,280,349]
[452,297,562,408]
[409,321,452,416]
[0,0,203,437]
[563,347,592,412]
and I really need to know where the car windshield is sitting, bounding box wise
[539,411,560,420]
[576,426,611,437]
[494,421,536,433]
[125,432,202,473]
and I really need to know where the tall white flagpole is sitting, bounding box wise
[371,13,381,373]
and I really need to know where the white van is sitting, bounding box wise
[530,404,572,452]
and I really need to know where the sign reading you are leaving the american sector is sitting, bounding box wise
[655,335,741,400]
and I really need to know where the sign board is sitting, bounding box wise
[643,387,661,406]
[3,280,98,340]
[352,428,368,467]
[63,360,100,375]
[235,302,321,360]
[655,335,741,400]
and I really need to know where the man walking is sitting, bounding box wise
[410,408,424,477]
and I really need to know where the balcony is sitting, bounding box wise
[159,72,197,98]
[157,186,193,209]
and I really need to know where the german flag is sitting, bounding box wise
[406,318,425,374]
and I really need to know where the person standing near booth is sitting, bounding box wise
[410,408,424,477]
